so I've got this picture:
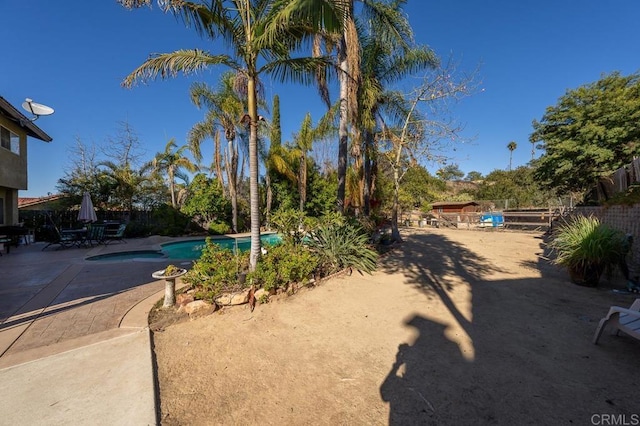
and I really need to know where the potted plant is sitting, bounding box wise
[549,216,626,287]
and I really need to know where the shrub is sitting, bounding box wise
[306,222,378,276]
[182,238,249,301]
[270,208,316,246]
[550,216,625,270]
[247,243,318,292]
[208,221,231,235]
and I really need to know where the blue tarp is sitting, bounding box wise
[480,213,504,227]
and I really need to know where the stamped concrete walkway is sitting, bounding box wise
[0,236,187,425]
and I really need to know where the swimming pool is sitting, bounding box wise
[161,234,281,260]
[86,233,281,262]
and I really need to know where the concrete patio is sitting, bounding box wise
[0,236,184,425]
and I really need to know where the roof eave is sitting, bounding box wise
[0,96,53,142]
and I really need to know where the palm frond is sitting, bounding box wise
[122,49,239,87]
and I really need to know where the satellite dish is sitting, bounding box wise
[22,98,55,121]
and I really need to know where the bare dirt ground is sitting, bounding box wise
[151,227,639,426]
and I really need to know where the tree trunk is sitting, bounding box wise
[265,173,272,230]
[248,76,262,272]
[391,166,403,242]
[299,153,307,212]
[214,130,225,194]
[336,38,349,214]
[363,130,372,217]
[226,139,238,233]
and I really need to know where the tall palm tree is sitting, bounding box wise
[152,138,198,208]
[311,0,432,214]
[188,73,245,232]
[507,141,517,171]
[120,0,344,271]
[357,7,438,216]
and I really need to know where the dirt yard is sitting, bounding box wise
[151,227,639,425]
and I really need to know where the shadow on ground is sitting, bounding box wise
[378,230,638,425]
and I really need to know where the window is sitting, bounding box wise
[0,126,20,155]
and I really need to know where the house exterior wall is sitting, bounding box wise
[0,115,28,225]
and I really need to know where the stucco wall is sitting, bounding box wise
[573,204,640,279]
[0,116,28,190]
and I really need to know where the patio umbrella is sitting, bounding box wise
[77,191,97,223]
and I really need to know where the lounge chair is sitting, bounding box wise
[593,299,640,344]
[41,225,77,251]
[103,223,127,244]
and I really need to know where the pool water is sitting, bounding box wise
[160,234,281,260]
[86,234,281,262]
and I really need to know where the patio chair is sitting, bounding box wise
[593,299,640,344]
[86,223,106,247]
[103,223,127,245]
[41,224,77,251]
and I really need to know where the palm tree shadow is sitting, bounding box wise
[381,232,501,336]
[377,230,639,424]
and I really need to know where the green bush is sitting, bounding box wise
[306,222,378,276]
[550,216,625,270]
[151,204,191,236]
[247,243,318,292]
[182,238,249,302]
[270,208,316,246]
[208,221,231,235]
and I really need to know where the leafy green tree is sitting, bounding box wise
[475,166,553,208]
[120,0,345,271]
[181,173,231,231]
[465,171,483,181]
[436,164,465,181]
[152,138,198,208]
[399,165,445,208]
[531,71,640,193]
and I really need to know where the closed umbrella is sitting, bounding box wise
[78,192,97,223]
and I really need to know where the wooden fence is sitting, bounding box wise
[425,208,570,231]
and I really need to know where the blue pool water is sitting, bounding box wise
[161,234,281,260]
[87,233,282,262]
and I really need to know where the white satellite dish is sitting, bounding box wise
[22,98,55,121]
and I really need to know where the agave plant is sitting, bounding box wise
[306,222,378,277]
[549,215,626,286]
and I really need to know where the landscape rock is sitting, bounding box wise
[215,289,250,306]
[176,293,194,306]
[183,300,214,318]
[254,288,268,302]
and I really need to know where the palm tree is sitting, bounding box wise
[120,0,344,271]
[98,160,152,214]
[152,138,198,208]
[188,74,245,233]
[311,0,433,214]
[507,141,517,171]
[357,6,438,216]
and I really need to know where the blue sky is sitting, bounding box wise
[3,1,639,197]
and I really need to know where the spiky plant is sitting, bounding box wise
[306,222,378,276]
[549,215,626,285]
